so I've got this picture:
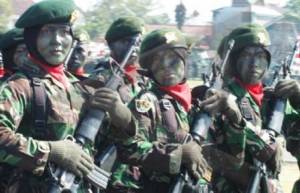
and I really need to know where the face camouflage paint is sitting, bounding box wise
[37,24,73,66]
[110,36,141,65]
[13,43,30,68]
[151,49,185,86]
[236,46,268,84]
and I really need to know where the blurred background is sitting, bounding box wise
[0,0,299,191]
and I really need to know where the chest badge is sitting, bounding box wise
[135,99,152,113]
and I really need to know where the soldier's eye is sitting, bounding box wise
[41,28,51,35]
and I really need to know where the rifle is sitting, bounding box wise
[268,41,298,135]
[191,39,235,143]
[246,40,299,193]
[47,34,142,193]
[95,144,117,173]
[168,39,235,193]
[64,40,78,69]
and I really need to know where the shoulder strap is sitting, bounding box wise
[31,77,48,138]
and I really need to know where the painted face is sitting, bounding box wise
[236,46,269,84]
[13,43,29,68]
[37,24,73,66]
[68,42,88,72]
[109,35,141,65]
[151,48,185,86]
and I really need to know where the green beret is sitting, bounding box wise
[139,29,188,69]
[73,28,90,42]
[218,24,270,58]
[140,28,187,55]
[0,28,24,50]
[105,17,145,43]
[15,0,77,28]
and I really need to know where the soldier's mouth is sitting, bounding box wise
[51,50,63,55]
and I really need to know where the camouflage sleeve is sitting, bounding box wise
[0,74,49,175]
[224,118,276,165]
[222,119,247,167]
[118,110,183,175]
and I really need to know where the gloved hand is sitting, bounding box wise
[181,141,211,181]
[275,79,300,109]
[200,88,242,125]
[90,87,132,129]
[48,140,94,178]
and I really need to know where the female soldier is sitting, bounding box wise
[112,28,212,193]
[200,24,289,193]
[0,0,131,192]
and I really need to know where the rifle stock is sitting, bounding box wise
[47,34,142,193]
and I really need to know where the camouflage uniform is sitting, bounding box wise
[206,80,288,193]
[0,27,26,192]
[204,24,290,193]
[88,17,147,193]
[0,63,91,193]
[0,1,96,193]
[90,58,147,192]
[117,29,212,193]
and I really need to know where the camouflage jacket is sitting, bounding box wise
[207,79,298,193]
[90,58,148,189]
[117,83,210,187]
[0,62,91,192]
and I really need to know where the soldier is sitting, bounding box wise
[0,0,132,192]
[274,46,300,193]
[67,28,90,79]
[199,24,292,193]
[0,27,29,191]
[0,28,29,80]
[114,28,212,193]
[89,17,147,193]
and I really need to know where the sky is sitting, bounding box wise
[73,0,288,23]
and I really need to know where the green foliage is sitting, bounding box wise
[175,2,186,30]
[0,0,13,33]
[285,0,300,15]
[283,0,300,31]
[82,0,170,39]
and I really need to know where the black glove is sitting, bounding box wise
[275,79,300,109]
[200,88,242,125]
[90,87,132,129]
[181,141,211,181]
[48,140,94,178]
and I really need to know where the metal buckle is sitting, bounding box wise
[160,99,172,111]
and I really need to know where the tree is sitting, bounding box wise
[0,0,13,33]
[283,0,300,33]
[285,0,300,18]
[82,0,170,39]
[175,2,186,30]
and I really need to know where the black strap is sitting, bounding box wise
[238,96,257,125]
[31,77,48,138]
